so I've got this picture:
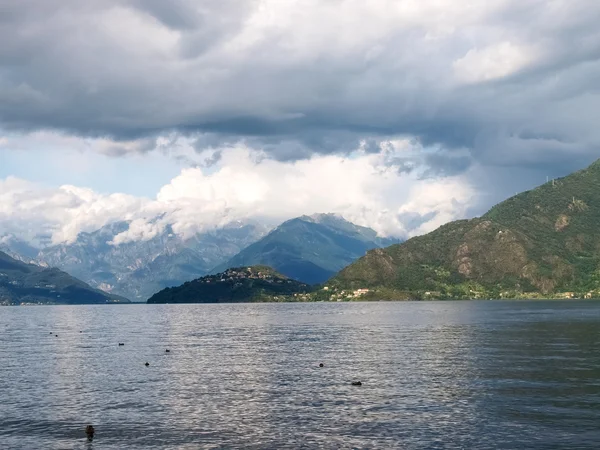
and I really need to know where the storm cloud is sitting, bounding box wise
[1,0,600,246]
[1,0,599,174]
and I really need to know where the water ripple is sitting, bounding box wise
[0,300,599,449]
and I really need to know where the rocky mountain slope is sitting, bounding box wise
[0,236,40,264]
[35,220,269,301]
[330,159,600,299]
[213,214,399,284]
[147,266,312,303]
[0,251,129,305]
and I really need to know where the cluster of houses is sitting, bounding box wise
[198,267,291,285]
[560,291,598,299]
[321,286,371,301]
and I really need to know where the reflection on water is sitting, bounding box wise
[0,300,599,449]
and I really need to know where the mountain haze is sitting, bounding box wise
[0,236,40,264]
[214,214,399,284]
[36,220,269,301]
[0,251,129,305]
[332,159,600,299]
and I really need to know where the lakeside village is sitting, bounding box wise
[211,267,600,301]
[4,266,598,305]
[0,275,61,306]
[195,266,372,302]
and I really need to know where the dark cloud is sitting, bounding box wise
[1,0,600,181]
[100,137,158,157]
[202,149,222,167]
[421,153,473,178]
[394,160,417,175]
[384,148,473,179]
[128,0,204,30]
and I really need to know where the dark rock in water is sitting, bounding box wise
[351,381,362,386]
[85,424,95,441]
[145,362,150,366]
[165,349,170,353]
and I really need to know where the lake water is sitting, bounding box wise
[1,301,599,449]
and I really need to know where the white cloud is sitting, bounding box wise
[0,178,146,245]
[453,42,537,83]
[397,179,474,236]
[0,146,474,246]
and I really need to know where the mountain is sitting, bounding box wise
[212,214,400,284]
[147,266,312,304]
[0,251,129,305]
[0,235,40,264]
[330,159,600,300]
[36,220,269,301]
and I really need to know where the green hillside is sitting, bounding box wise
[330,159,600,300]
[147,266,313,303]
[213,214,399,284]
[0,251,130,305]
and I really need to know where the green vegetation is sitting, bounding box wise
[329,159,600,300]
[0,251,130,305]
[147,266,314,303]
[212,214,399,284]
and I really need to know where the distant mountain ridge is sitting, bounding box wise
[331,159,600,299]
[0,236,40,264]
[214,213,400,284]
[35,220,269,301]
[2,214,399,300]
[0,251,129,305]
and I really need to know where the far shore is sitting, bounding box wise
[4,297,600,307]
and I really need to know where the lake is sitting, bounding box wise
[1,300,599,449]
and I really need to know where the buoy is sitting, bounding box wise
[55,334,58,337]
[85,424,95,441]
[145,362,150,366]
[319,363,324,367]
[351,381,362,386]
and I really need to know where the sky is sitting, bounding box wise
[1,0,599,247]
